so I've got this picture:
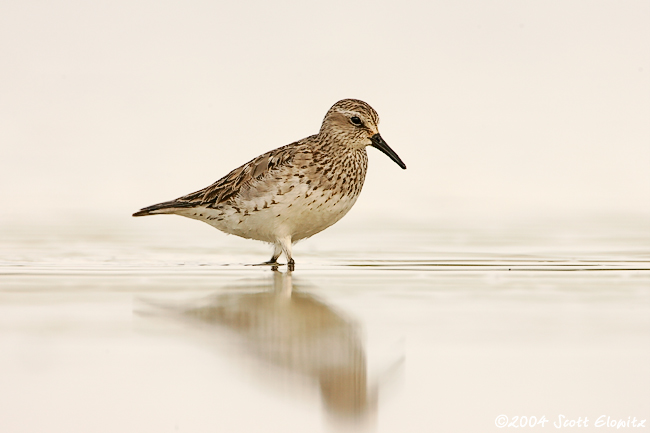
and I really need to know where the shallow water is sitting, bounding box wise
[1,215,649,432]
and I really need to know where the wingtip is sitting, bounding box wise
[132,210,149,217]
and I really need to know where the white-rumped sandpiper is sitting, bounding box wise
[133,99,406,270]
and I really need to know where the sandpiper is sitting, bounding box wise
[133,99,406,270]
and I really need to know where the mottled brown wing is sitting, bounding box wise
[176,143,300,207]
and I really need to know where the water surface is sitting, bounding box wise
[1,215,648,432]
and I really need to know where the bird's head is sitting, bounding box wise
[320,99,406,169]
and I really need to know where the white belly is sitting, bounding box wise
[182,182,359,243]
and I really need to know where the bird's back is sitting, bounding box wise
[134,136,368,243]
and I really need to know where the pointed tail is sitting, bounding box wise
[132,200,196,217]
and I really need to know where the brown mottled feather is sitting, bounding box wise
[133,142,302,216]
[188,142,298,206]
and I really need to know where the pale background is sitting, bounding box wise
[1,0,648,225]
[1,3,649,432]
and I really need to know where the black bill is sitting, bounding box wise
[370,134,406,169]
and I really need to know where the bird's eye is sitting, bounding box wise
[350,116,363,126]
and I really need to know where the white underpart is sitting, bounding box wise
[178,177,360,261]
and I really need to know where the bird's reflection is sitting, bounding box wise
[147,270,377,424]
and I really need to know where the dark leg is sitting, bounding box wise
[277,236,294,271]
[262,258,281,265]
[261,243,283,266]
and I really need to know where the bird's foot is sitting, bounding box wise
[254,260,282,271]
[255,260,281,266]
[253,259,293,271]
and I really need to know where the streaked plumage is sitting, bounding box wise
[133,99,406,269]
